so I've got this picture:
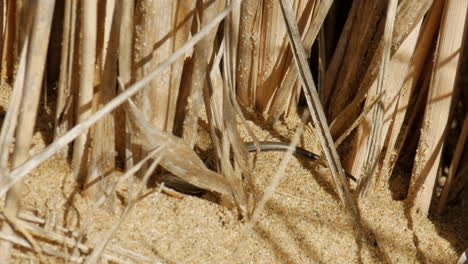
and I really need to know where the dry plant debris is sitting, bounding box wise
[0,0,466,263]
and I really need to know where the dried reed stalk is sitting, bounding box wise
[221,0,264,173]
[409,0,468,215]
[116,0,135,199]
[235,0,262,106]
[370,20,422,185]
[317,28,326,102]
[277,1,391,256]
[352,0,397,196]
[0,0,55,261]
[222,0,240,95]
[0,40,28,187]
[379,0,444,188]
[118,0,134,172]
[72,0,97,178]
[391,1,434,49]
[279,0,355,212]
[84,0,120,203]
[0,36,28,264]
[322,1,355,107]
[118,0,133,86]
[54,0,78,158]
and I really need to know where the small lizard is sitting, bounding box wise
[160,141,356,195]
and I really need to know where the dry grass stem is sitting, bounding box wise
[236,1,325,120]
[53,0,77,158]
[451,165,468,202]
[0,1,55,261]
[409,0,468,215]
[85,0,121,203]
[355,0,397,197]
[380,0,445,184]
[0,0,16,83]
[279,0,354,210]
[0,42,27,171]
[71,0,97,177]
[118,0,134,87]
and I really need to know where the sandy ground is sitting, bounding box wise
[1,96,468,263]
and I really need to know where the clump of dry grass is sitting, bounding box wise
[0,0,466,262]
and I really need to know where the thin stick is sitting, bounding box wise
[278,0,354,210]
